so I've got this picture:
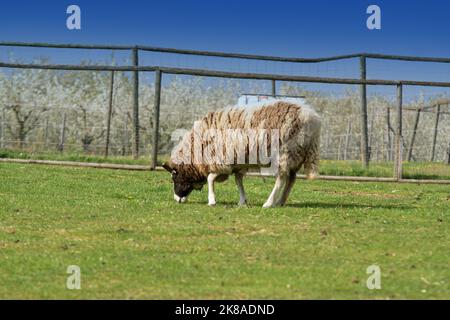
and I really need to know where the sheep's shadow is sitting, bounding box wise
[284,201,413,210]
[186,200,413,210]
[187,200,244,206]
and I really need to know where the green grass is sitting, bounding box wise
[319,160,450,180]
[0,149,151,166]
[2,148,450,180]
[0,163,449,299]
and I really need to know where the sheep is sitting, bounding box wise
[162,100,321,207]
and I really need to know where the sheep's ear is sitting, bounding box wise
[162,162,172,172]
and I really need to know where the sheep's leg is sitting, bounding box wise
[235,172,247,206]
[207,173,219,206]
[263,175,288,208]
[278,171,297,206]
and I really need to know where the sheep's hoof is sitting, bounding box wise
[208,201,216,206]
[262,202,274,208]
[263,201,283,208]
[238,200,248,207]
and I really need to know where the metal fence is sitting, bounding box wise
[0,41,450,182]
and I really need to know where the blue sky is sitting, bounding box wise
[0,0,449,99]
[0,0,449,56]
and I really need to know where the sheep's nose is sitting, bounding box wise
[174,194,186,203]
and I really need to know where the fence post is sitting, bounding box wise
[394,84,403,180]
[385,107,392,161]
[151,69,162,170]
[430,104,441,162]
[58,113,67,153]
[132,46,140,159]
[122,112,129,156]
[0,108,4,149]
[43,117,49,149]
[105,71,115,158]
[271,80,276,97]
[337,135,343,160]
[447,142,450,165]
[344,120,351,160]
[407,108,421,162]
[359,55,370,168]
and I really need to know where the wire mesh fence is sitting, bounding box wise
[0,41,450,182]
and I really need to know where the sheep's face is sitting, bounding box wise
[163,162,203,203]
[173,178,193,203]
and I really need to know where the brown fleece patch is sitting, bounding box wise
[226,109,247,129]
[250,102,300,129]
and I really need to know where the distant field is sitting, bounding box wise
[0,163,448,299]
[320,160,450,180]
[1,149,450,180]
[0,149,151,166]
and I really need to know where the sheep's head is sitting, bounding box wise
[163,162,204,203]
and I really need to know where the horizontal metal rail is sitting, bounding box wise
[239,93,306,99]
[1,41,450,64]
[2,158,450,185]
[137,45,360,63]
[388,100,450,114]
[1,61,450,88]
[0,41,132,51]
[0,61,144,71]
[157,66,450,88]
[0,41,360,62]
[387,108,450,115]
[363,53,450,64]
[0,158,151,170]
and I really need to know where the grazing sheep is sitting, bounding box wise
[162,100,321,207]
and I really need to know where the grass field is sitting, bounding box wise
[0,162,449,299]
[2,148,450,180]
